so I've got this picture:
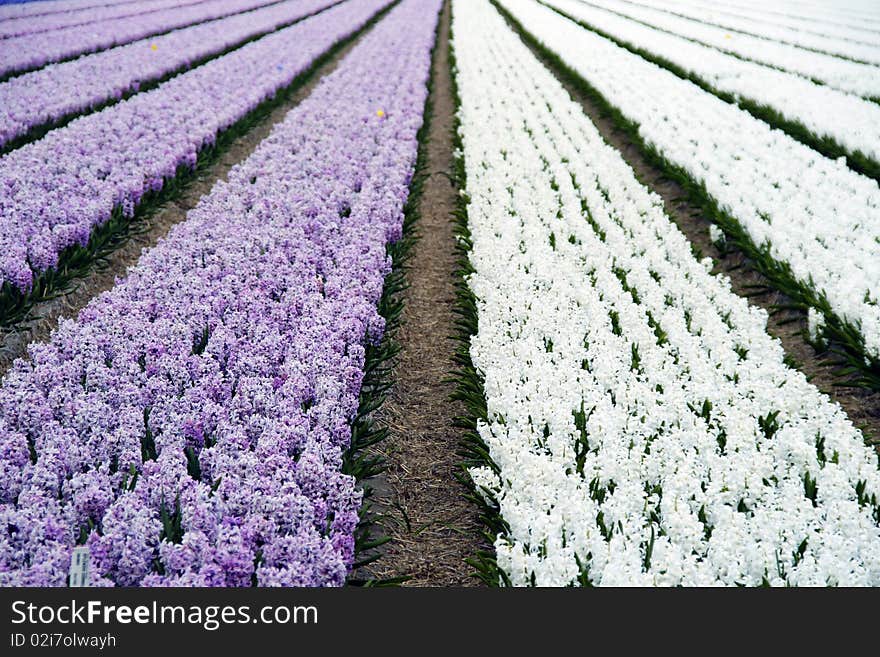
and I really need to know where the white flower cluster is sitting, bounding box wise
[629,0,880,64]
[453,0,880,586]
[500,0,880,359]
[723,0,880,30]
[577,0,880,99]
[542,0,880,164]
[685,0,880,47]
[807,307,828,348]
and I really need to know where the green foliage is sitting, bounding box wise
[159,494,184,545]
[141,407,157,463]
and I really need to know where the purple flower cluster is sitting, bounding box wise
[0,0,441,587]
[0,0,140,21]
[0,0,341,148]
[0,0,286,77]
[0,0,208,39]
[0,0,391,293]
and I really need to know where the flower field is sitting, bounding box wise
[0,0,878,588]
[0,0,343,151]
[0,0,298,78]
[0,0,389,295]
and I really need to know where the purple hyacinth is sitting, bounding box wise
[0,0,207,39]
[0,0,142,21]
[0,0,441,586]
[0,0,340,149]
[0,0,292,78]
[0,0,393,293]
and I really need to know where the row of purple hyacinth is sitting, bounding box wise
[0,0,206,39]
[0,0,139,21]
[0,0,284,78]
[0,0,440,588]
[0,0,340,148]
[0,0,390,293]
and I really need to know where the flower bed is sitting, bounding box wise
[0,0,341,150]
[542,0,880,174]
[453,0,880,586]
[0,0,207,39]
[0,0,441,586]
[0,0,287,78]
[0,0,141,20]
[499,0,880,376]
[0,0,390,294]
[577,0,880,99]
[628,0,880,63]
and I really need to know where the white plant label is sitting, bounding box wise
[69,546,91,588]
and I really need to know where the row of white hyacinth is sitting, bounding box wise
[667,0,880,47]
[540,0,880,165]
[729,0,880,28]
[500,0,880,361]
[628,0,880,63]
[453,0,880,586]
[577,0,880,99]
[725,0,880,31]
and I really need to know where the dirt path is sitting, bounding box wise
[499,8,880,443]
[0,22,378,377]
[360,0,487,586]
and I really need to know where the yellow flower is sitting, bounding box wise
[150,43,158,51]
[724,34,731,39]
[376,109,385,118]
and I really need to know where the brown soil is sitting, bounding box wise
[0,30,369,378]
[504,12,880,444]
[358,0,487,586]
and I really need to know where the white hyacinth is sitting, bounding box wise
[807,307,827,346]
[498,0,880,361]
[565,0,880,98]
[452,0,880,587]
[540,0,880,166]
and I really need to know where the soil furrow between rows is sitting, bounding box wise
[358,0,488,586]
